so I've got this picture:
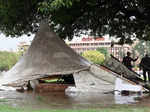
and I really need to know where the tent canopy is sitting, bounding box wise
[0,22,90,87]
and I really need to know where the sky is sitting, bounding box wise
[0,34,34,51]
[0,33,111,52]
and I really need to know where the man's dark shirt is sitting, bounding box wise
[140,56,150,71]
[122,56,137,70]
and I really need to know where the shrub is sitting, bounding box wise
[82,50,105,65]
[0,51,19,71]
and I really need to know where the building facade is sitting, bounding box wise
[68,37,131,60]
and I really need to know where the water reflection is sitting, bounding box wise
[0,88,146,109]
[114,92,142,104]
[0,74,148,109]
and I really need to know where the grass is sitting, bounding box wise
[0,105,150,112]
[0,99,8,102]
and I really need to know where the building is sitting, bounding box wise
[18,36,131,61]
[68,36,131,60]
[18,41,30,52]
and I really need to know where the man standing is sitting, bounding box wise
[122,52,138,70]
[139,54,150,82]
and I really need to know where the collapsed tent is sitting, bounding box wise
[0,22,117,92]
[104,55,150,91]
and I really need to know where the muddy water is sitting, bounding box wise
[0,88,147,110]
[0,72,149,109]
[0,90,114,109]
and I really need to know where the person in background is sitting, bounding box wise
[122,52,138,71]
[139,54,150,82]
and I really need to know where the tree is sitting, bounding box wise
[81,50,105,65]
[0,0,150,42]
[96,47,109,58]
[134,40,150,58]
[0,51,19,71]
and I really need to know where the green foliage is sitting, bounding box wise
[1,0,150,42]
[82,50,105,65]
[96,47,109,58]
[0,0,39,37]
[0,99,8,102]
[134,40,150,58]
[38,0,75,12]
[0,51,19,71]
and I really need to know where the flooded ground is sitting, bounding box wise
[0,72,149,109]
[0,88,148,110]
[0,90,114,109]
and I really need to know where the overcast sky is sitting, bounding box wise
[0,34,34,51]
[0,33,111,52]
